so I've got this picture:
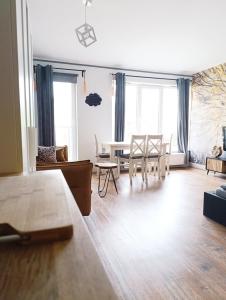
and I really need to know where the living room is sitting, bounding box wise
[1,0,226,299]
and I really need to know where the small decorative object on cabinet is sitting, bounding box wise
[211,145,222,158]
[206,157,226,175]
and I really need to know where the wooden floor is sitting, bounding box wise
[84,168,226,300]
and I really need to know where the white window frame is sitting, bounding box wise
[125,81,178,151]
[53,80,78,161]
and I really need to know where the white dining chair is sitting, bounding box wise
[145,134,163,181]
[118,135,146,185]
[94,134,110,177]
[94,134,110,162]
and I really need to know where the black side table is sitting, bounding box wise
[95,162,118,198]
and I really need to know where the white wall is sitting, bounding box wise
[76,67,113,162]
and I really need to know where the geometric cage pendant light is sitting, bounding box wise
[82,0,93,7]
[75,0,97,47]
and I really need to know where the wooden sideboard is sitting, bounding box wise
[206,157,226,175]
[0,170,118,300]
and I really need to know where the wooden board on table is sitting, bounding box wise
[0,170,73,244]
[0,170,118,300]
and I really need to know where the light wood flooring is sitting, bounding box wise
[84,168,226,300]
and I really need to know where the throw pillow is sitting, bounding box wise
[37,146,57,163]
[56,148,66,162]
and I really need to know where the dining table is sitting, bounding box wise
[102,141,130,161]
[101,141,130,178]
[102,141,169,178]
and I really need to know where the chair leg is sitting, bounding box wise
[153,162,157,176]
[110,169,118,194]
[157,160,161,180]
[134,162,137,176]
[129,161,133,185]
[96,165,100,178]
[145,161,148,183]
[148,162,155,175]
[160,156,166,177]
[149,164,152,175]
[141,160,145,181]
[167,157,170,174]
[117,157,120,178]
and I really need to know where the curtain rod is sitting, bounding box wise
[111,73,183,81]
[53,67,86,77]
[34,57,193,78]
[33,64,86,77]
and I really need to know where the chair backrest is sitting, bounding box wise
[130,135,146,157]
[94,134,99,156]
[145,135,163,157]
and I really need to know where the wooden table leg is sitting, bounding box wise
[111,146,120,179]
[160,145,166,177]
[160,156,166,177]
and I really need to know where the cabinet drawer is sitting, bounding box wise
[207,158,226,173]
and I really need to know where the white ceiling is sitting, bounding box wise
[28,0,226,75]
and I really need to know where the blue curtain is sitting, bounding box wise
[177,78,190,164]
[36,64,55,146]
[115,72,125,142]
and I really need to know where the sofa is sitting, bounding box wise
[204,191,226,226]
[36,146,93,216]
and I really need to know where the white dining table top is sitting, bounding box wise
[102,141,130,147]
[102,141,169,147]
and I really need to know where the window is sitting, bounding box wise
[140,87,160,134]
[124,85,137,139]
[124,82,178,151]
[53,79,77,160]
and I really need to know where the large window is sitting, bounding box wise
[124,82,178,151]
[53,80,77,160]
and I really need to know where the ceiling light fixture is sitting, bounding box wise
[75,0,97,48]
[82,0,93,7]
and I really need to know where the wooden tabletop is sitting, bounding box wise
[102,142,130,150]
[0,170,118,300]
[0,171,74,243]
[95,162,118,169]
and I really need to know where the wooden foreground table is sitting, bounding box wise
[0,170,118,300]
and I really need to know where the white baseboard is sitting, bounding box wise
[189,162,205,170]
